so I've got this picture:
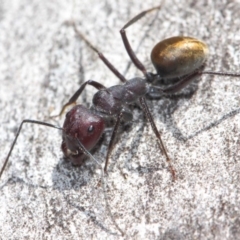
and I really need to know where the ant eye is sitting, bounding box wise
[88,125,94,133]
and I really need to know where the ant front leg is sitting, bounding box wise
[104,112,123,173]
[103,107,133,173]
[57,80,107,116]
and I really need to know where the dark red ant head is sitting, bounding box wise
[61,105,105,165]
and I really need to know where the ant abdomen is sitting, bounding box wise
[151,36,209,80]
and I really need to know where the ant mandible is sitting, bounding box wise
[1,5,240,236]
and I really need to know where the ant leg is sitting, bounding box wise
[72,23,127,83]
[163,70,240,94]
[148,71,202,98]
[104,108,133,173]
[148,70,240,98]
[0,120,62,180]
[139,97,176,181]
[162,72,201,95]
[120,6,161,78]
[104,112,123,173]
[56,80,107,117]
[202,71,240,78]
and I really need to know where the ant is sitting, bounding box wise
[1,5,240,236]
[58,5,240,179]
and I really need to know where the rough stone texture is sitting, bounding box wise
[0,0,240,239]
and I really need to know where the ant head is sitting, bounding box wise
[61,105,105,165]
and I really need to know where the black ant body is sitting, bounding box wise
[1,5,240,236]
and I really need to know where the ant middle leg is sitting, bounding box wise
[139,97,176,181]
[104,112,123,173]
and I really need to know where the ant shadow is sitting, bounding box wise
[51,155,122,235]
[0,161,118,236]
[51,153,104,191]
